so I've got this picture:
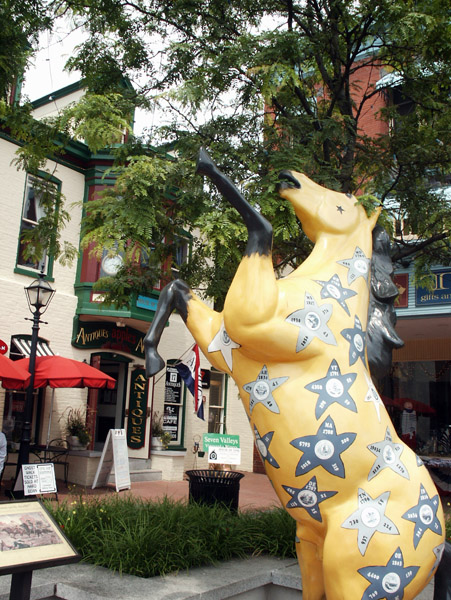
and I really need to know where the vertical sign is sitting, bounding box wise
[164,365,182,443]
[127,368,149,449]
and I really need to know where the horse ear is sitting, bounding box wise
[368,205,382,228]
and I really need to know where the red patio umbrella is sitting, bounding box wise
[0,354,31,390]
[15,356,116,389]
[15,355,116,447]
[382,396,436,415]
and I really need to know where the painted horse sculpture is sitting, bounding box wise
[145,149,445,600]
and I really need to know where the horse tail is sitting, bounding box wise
[366,225,404,380]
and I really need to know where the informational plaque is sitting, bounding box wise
[14,464,57,496]
[92,429,131,492]
[0,499,80,575]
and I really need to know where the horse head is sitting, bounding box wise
[278,170,380,242]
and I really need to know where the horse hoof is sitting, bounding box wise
[146,352,166,377]
[196,147,215,176]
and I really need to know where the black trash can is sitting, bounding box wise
[185,469,244,512]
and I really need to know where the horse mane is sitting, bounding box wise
[366,225,404,381]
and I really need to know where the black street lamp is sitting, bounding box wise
[14,272,55,487]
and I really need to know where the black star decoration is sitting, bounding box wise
[243,365,288,414]
[282,476,337,522]
[337,246,370,285]
[341,315,367,366]
[367,427,410,481]
[290,415,356,478]
[402,485,443,548]
[314,274,357,316]
[358,547,419,600]
[285,293,337,352]
[254,425,280,469]
[336,205,345,214]
[305,359,357,419]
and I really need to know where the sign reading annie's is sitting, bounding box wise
[72,320,146,358]
[415,269,451,307]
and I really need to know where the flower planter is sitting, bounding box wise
[67,435,88,451]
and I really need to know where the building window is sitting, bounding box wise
[208,372,225,434]
[16,174,59,274]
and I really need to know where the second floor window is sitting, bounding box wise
[17,175,58,274]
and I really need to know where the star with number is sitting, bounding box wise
[305,359,357,419]
[367,427,410,481]
[358,547,419,600]
[364,372,384,422]
[342,488,399,555]
[208,321,240,371]
[282,476,337,522]
[243,365,288,414]
[254,426,280,469]
[341,315,367,366]
[314,274,357,316]
[290,415,356,478]
[285,293,337,352]
[337,246,370,285]
[402,485,442,548]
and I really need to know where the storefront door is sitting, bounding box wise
[92,356,129,451]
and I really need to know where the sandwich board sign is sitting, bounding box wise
[92,429,131,492]
[203,433,241,465]
[14,463,57,495]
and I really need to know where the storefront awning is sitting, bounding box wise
[11,336,54,359]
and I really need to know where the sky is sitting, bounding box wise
[21,21,153,137]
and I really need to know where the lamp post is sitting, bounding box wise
[14,272,55,485]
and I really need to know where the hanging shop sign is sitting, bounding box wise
[72,320,146,358]
[415,268,451,307]
[163,404,180,441]
[164,365,182,404]
[127,368,149,449]
[164,365,183,443]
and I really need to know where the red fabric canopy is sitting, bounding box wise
[15,356,116,389]
[382,396,436,415]
[0,354,31,389]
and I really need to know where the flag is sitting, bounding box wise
[175,345,204,420]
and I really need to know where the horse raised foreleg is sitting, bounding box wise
[197,149,278,330]
[144,279,222,377]
[144,279,192,376]
[196,148,273,257]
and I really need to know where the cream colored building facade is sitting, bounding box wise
[0,83,254,487]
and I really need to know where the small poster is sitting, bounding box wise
[207,446,241,465]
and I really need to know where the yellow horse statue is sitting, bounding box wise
[145,149,445,600]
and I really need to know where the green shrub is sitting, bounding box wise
[46,496,296,577]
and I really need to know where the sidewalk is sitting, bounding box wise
[46,471,282,511]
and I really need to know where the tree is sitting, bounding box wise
[2,0,451,306]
